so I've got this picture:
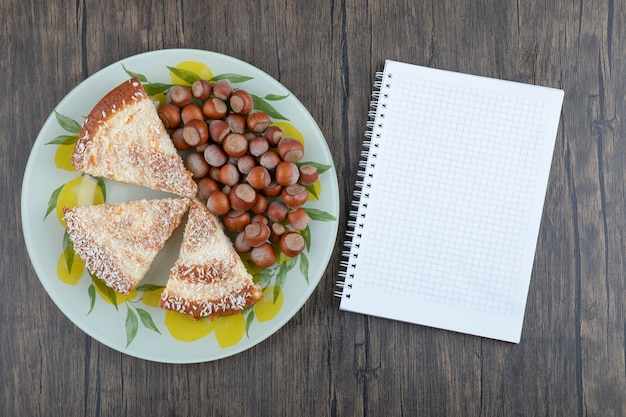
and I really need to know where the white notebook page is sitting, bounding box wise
[339,60,564,343]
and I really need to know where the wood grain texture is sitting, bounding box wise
[3,0,625,415]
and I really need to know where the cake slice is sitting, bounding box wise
[63,198,191,294]
[160,199,263,319]
[72,78,197,198]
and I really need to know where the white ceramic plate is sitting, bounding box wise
[21,49,339,363]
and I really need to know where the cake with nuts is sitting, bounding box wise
[160,199,263,319]
[72,78,197,198]
[63,198,191,294]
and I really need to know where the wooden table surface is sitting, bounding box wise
[4,0,626,415]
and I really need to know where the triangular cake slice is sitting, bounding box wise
[72,78,197,198]
[160,199,263,319]
[63,198,191,294]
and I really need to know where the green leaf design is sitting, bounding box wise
[62,229,72,251]
[87,284,96,315]
[302,225,311,251]
[143,82,173,96]
[264,93,290,101]
[167,66,202,85]
[95,177,107,201]
[62,231,74,272]
[44,184,64,220]
[285,256,298,271]
[297,161,332,175]
[244,310,255,337]
[90,273,118,310]
[257,266,275,288]
[303,208,337,222]
[274,270,287,302]
[125,307,139,347]
[274,257,297,302]
[122,64,148,82]
[135,283,165,292]
[46,134,77,146]
[305,183,320,199]
[251,94,289,120]
[136,308,161,334]
[211,73,254,83]
[299,252,309,284]
[54,111,81,133]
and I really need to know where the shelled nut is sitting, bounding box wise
[182,119,209,147]
[204,144,228,167]
[234,231,252,254]
[186,152,210,179]
[237,154,257,175]
[170,127,191,151]
[229,89,254,114]
[263,125,284,146]
[250,194,269,215]
[158,103,182,129]
[247,111,271,133]
[191,79,212,100]
[223,210,251,232]
[243,222,271,247]
[225,113,247,134]
[196,177,220,202]
[222,133,248,158]
[259,151,281,170]
[282,184,309,208]
[269,222,286,242]
[287,207,309,230]
[170,85,193,107]
[219,163,240,187]
[279,232,306,257]
[213,79,233,100]
[263,181,283,198]
[246,166,271,190]
[248,136,269,157]
[275,161,300,186]
[277,137,304,162]
[250,242,276,267]
[298,164,319,185]
[229,183,257,211]
[267,200,289,223]
[203,97,228,119]
[180,103,204,123]
[209,119,231,143]
[206,191,230,216]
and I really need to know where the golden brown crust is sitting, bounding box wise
[72,78,197,198]
[76,78,147,154]
[160,284,263,319]
[63,198,190,294]
[160,199,263,319]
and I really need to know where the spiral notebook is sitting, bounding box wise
[337,60,564,343]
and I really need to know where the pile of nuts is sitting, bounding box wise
[158,78,319,268]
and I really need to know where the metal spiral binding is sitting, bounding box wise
[336,70,388,299]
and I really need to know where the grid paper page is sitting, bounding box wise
[339,60,564,343]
